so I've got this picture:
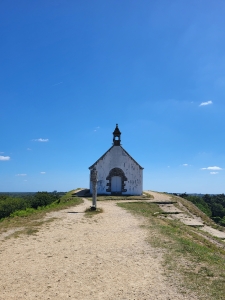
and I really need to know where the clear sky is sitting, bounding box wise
[0,0,224,194]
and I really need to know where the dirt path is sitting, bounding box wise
[0,198,197,300]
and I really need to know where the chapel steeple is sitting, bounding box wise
[113,124,121,146]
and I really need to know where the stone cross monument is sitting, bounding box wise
[90,166,98,210]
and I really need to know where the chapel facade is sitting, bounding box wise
[89,124,143,195]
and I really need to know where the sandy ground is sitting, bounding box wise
[0,196,200,300]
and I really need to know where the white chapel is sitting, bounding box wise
[89,124,143,195]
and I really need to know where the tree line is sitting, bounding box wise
[0,192,61,219]
[178,193,225,226]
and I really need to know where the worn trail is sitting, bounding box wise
[0,197,197,300]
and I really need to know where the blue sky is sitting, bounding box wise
[0,0,224,193]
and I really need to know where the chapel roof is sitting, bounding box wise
[88,145,144,170]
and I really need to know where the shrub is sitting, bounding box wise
[0,192,60,219]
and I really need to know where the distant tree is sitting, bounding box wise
[0,196,28,219]
[219,216,225,226]
[185,195,212,217]
[0,192,61,220]
[30,192,59,209]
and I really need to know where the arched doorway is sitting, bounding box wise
[106,168,127,195]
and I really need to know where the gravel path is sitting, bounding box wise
[0,197,197,300]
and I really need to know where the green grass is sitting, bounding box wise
[86,193,154,201]
[117,201,225,300]
[0,190,83,238]
[118,201,162,216]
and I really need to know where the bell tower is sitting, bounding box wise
[113,124,121,146]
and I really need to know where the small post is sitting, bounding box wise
[90,167,98,210]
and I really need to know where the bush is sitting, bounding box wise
[10,208,36,217]
[0,192,60,219]
[0,196,30,219]
[30,192,59,209]
[219,216,225,226]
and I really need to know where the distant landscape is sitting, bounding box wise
[0,191,66,219]
[0,191,225,227]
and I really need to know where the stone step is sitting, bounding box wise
[200,226,225,239]
[158,204,183,214]
[171,213,204,227]
[148,201,177,204]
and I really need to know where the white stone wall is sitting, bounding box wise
[90,146,143,195]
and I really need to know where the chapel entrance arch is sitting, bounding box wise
[106,168,127,195]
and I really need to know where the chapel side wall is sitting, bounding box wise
[89,177,93,194]
[92,146,143,195]
[123,163,143,195]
